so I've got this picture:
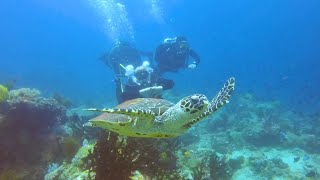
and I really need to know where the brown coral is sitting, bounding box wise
[86,131,181,180]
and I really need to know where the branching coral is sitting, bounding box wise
[209,153,231,180]
[86,131,181,180]
[191,157,208,180]
[188,152,231,180]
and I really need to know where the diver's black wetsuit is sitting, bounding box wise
[118,75,174,103]
[101,42,175,104]
[154,40,200,75]
[102,42,142,104]
[105,43,142,75]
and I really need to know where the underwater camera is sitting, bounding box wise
[134,67,150,81]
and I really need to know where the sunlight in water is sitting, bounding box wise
[88,0,134,43]
[148,0,165,24]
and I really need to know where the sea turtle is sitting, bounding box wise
[83,77,235,138]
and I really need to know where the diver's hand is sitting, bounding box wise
[188,64,197,69]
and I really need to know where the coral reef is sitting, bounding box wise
[190,157,207,180]
[3,88,67,131]
[86,131,181,180]
[0,88,75,178]
[198,93,320,153]
[182,93,320,179]
[53,92,73,108]
[8,88,41,100]
[249,156,288,178]
[208,153,231,179]
[35,92,320,179]
[177,148,231,180]
[1,89,318,179]
[45,143,95,180]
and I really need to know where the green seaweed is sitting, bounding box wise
[0,85,8,103]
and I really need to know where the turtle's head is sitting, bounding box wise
[179,94,209,115]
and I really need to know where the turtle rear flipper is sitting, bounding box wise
[84,108,156,120]
[182,77,235,129]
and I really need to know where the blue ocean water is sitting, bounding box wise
[0,0,320,179]
[1,0,319,111]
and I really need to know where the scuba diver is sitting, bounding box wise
[100,41,143,75]
[154,36,201,75]
[100,42,150,103]
[119,61,174,103]
[100,42,173,104]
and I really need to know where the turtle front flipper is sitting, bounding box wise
[209,77,235,111]
[182,77,235,129]
[84,108,156,120]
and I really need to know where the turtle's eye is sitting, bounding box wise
[180,94,208,114]
[191,95,207,110]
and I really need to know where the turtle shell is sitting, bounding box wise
[91,98,174,123]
